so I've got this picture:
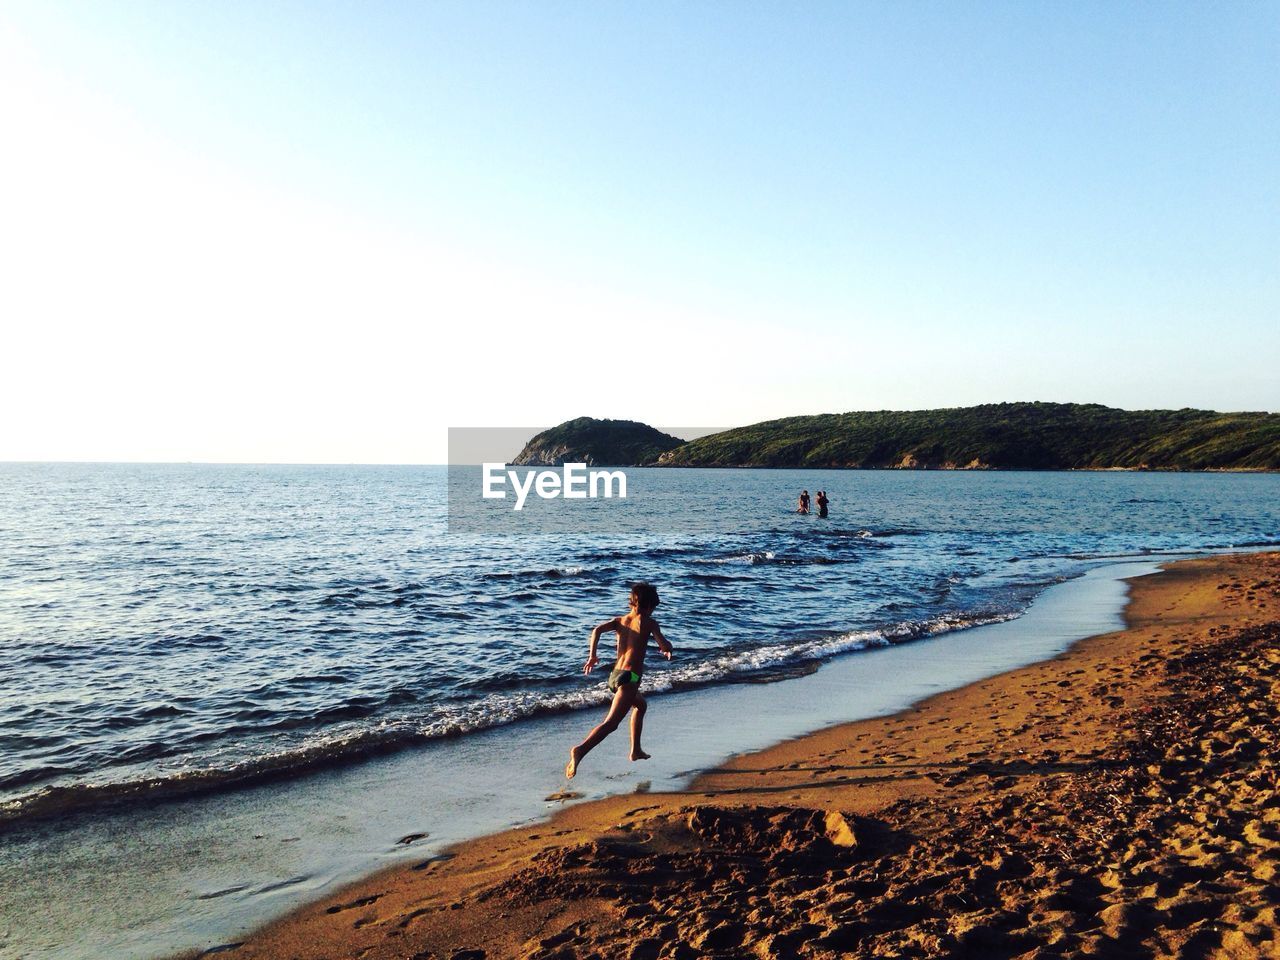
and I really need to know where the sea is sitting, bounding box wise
[3,464,1277,831]
[3,464,1278,828]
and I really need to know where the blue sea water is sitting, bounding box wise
[1,463,1276,826]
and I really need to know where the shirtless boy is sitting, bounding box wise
[565,582,672,778]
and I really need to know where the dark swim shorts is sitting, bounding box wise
[607,668,642,693]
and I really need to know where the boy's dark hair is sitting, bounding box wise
[630,581,660,612]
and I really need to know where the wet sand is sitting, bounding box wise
[219,552,1280,959]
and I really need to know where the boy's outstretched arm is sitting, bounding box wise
[584,617,620,673]
[652,622,673,660]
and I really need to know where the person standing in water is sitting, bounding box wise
[816,490,829,518]
[566,582,672,778]
[797,490,811,514]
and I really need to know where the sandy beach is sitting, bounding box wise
[209,552,1280,959]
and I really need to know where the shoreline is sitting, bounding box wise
[7,558,1159,960]
[221,552,1280,959]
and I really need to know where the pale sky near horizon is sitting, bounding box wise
[1,2,1276,464]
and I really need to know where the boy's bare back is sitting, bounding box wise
[611,611,659,673]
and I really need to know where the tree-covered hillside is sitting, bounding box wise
[656,403,1280,470]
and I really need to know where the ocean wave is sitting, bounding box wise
[0,727,432,827]
[697,550,776,564]
[584,545,704,562]
[0,607,1018,827]
[842,527,926,538]
[485,565,594,581]
[695,551,844,566]
[762,526,926,539]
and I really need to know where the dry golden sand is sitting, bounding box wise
[220,553,1280,960]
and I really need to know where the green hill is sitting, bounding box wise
[512,417,685,466]
[656,403,1280,471]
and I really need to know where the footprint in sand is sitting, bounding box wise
[411,853,455,871]
[325,893,383,915]
[545,789,585,802]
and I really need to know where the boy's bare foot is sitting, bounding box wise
[565,746,583,779]
[631,749,651,761]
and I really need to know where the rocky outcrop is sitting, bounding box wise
[512,417,685,466]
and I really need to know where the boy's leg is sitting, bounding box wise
[629,692,649,761]
[567,685,637,778]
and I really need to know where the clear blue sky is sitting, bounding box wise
[1,2,1276,461]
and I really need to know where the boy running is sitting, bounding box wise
[565,582,672,778]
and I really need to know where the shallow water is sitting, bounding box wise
[2,464,1277,826]
[1,559,1164,960]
